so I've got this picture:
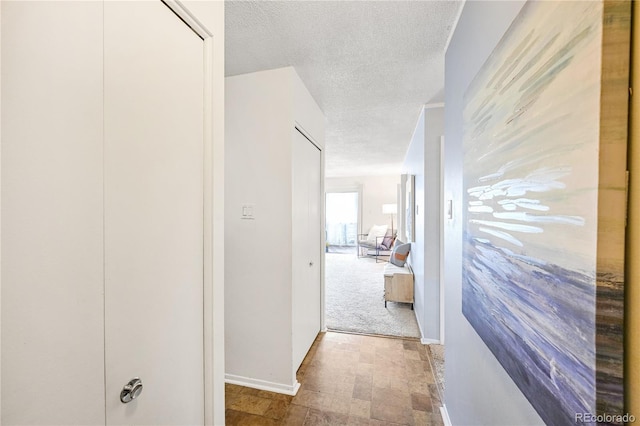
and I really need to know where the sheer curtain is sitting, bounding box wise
[325,192,358,246]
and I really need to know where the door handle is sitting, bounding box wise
[309,261,314,266]
[120,377,143,403]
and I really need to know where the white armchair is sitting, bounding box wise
[357,225,396,262]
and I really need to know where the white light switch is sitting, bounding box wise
[241,204,255,219]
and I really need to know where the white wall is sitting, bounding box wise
[325,175,399,235]
[443,1,543,424]
[423,106,443,341]
[403,111,426,339]
[401,106,443,343]
[226,68,294,389]
[293,73,325,146]
[225,67,324,393]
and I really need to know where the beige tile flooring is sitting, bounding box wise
[225,331,444,425]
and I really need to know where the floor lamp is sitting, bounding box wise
[382,203,397,235]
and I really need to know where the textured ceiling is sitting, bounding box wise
[225,1,462,177]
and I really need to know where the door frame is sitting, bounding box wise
[294,124,326,335]
[161,2,224,424]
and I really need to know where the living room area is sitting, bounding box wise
[323,174,420,339]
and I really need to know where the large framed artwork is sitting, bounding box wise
[462,1,629,424]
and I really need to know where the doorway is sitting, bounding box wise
[324,184,420,337]
[292,128,322,372]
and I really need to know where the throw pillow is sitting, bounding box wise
[381,229,395,250]
[366,224,388,244]
[390,242,411,267]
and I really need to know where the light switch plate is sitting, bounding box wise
[241,204,255,219]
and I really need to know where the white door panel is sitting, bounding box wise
[1,2,105,424]
[292,130,321,371]
[1,1,209,424]
[104,2,204,424]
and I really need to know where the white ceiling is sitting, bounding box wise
[225,1,462,177]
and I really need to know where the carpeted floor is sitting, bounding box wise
[325,252,421,338]
[326,245,357,255]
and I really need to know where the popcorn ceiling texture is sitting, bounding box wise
[225,1,462,177]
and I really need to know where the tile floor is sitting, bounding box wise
[225,331,444,425]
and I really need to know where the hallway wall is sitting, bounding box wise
[403,111,426,340]
[402,106,443,343]
[443,1,543,424]
[225,67,325,395]
[444,1,634,423]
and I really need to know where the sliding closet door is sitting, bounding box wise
[292,129,322,371]
[104,2,205,424]
[1,2,105,424]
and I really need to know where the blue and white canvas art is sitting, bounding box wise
[462,1,626,424]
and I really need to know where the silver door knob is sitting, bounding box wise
[120,377,143,403]
[309,261,314,266]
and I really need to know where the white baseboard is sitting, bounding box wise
[414,308,442,345]
[225,373,301,396]
[441,404,452,426]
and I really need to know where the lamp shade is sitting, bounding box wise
[382,203,397,215]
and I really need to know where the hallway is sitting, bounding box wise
[225,332,444,425]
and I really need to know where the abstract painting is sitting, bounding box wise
[462,1,629,424]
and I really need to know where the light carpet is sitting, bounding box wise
[325,252,421,338]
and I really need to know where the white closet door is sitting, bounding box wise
[292,129,322,371]
[104,2,204,424]
[1,2,106,424]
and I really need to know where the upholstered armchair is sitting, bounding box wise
[357,226,397,262]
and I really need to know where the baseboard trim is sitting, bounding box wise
[414,306,442,345]
[225,373,301,396]
[441,404,452,426]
